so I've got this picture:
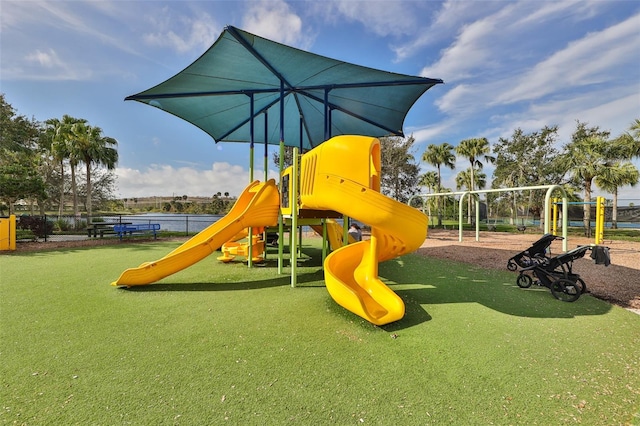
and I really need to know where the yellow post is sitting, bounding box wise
[595,196,605,245]
[552,198,558,236]
[0,217,7,251]
[0,215,16,251]
[10,214,15,250]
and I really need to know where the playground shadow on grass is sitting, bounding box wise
[379,255,612,332]
[122,269,325,293]
[122,246,326,293]
[122,245,612,329]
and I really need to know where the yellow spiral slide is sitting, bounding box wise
[111,179,280,287]
[300,136,428,325]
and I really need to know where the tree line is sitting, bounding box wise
[3,91,639,232]
[1,94,243,220]
[1,94,118,219]
[380,119,639,231]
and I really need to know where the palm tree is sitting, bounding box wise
[71,122,118,221]
[44,118,65,219]
[456,138,495,223]
[45,115,83,219]
[456,168,487,223]
[420,171,439,193]
[419,171,438,218]
[565,135,610,234]
[596,162,639,228]
[626,118,640,158]
[455,168,487,192]
[455,138,494,187]
[422,143,456,226]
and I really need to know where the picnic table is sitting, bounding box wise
[86,222,132,238]
[113,223,161,240]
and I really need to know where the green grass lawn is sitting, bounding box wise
[1,240,639,425]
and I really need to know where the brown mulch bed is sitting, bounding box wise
[417,229,640,312]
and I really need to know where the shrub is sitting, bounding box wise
[52,218,72,232]
[17,215,54,238]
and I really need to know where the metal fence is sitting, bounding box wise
[15,213,225,241]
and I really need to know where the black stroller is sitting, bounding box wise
[507,233,562,272]
[511,243,610,302]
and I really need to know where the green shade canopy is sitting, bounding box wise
[126,26,443,149]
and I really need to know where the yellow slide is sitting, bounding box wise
[300,136,428,325]
[111,179,280,287]
[310,219,355,250]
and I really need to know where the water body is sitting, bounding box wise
[104,213,362,235]
[97,214,638,236]
[102,213,223,234]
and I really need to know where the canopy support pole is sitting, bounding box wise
[277,81,285,275]
[277,140,285,274]
[263,111,269,260]
[290,147,299,288]
[323,88,330,141]
[264,111,269,182]
[248,93,255,268]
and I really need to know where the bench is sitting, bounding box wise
[87,223,118,238]
[113,223,160,240]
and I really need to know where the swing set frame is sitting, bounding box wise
[410,184,570,252]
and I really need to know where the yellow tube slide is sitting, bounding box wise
[300,136,428,325]
[111,179,280,287]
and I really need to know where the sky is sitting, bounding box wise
[1,0,639,201]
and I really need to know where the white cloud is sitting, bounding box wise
[412,4,640,150]
[392,1,518,62]
[418,1,618,83]
[143,7,220,54]
[116,162,279,198]
[25,48,64,69]
[242,0,308,47]
[33,1,144,57]
[410,121,457,147]
[9,48,92,81]
[495,13,640,105]
[419,18,497,81]
[434,83,479,114]
[319,0,426,38]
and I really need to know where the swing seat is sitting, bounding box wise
[517,225,527,233]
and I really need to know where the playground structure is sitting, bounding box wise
[114,26,442,325]
[0,215,16,251]
[112,135,428,325]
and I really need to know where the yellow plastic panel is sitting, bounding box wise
[280,166,293,216]
[299,135,428,325]
[0,215,16,251]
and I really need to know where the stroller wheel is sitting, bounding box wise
[550,278,581,302]
[577,277,587,294]
[516,274,533,288]
[566,276,587,294]
[507,260,518,271]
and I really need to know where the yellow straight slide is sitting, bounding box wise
[111,179,280,287]
[300,136,428,325]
